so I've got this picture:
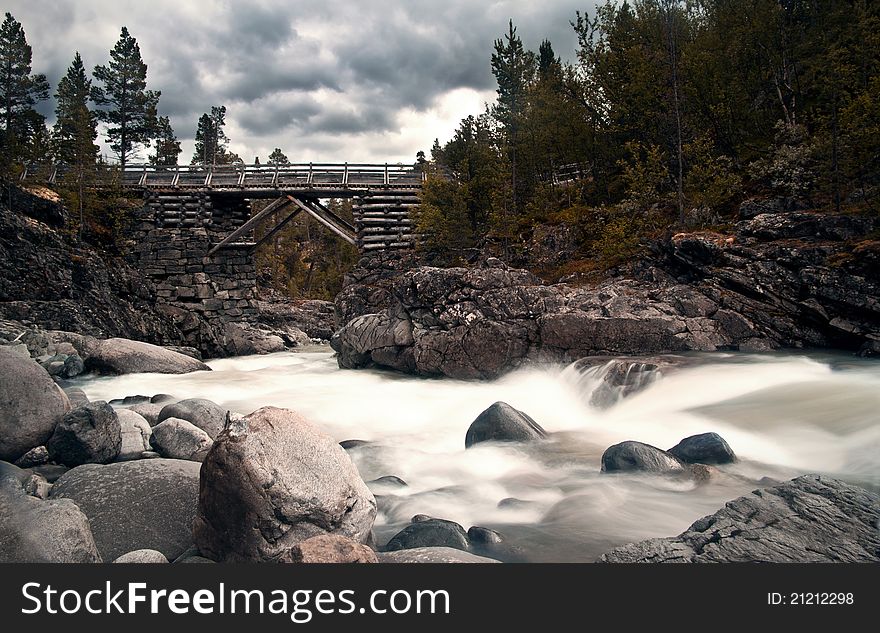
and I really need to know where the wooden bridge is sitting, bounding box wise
[19,162,423,255]
[18,162,425,195]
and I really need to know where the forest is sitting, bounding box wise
[2,1,879,292]
[419,0,880,278]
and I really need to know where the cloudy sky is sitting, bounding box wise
[9,0,596,164]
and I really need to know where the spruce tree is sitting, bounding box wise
[149,115,181,166]
[0,12,49,164]
[91,26,160,167]
[53,52,98,167]
[491,20,535,218]
[191,106,230,165]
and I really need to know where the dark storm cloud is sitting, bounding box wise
[7,0,595,161]
[236,96,323,136]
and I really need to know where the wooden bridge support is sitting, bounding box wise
[353,193,419,252]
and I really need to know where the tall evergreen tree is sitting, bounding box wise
[491,20,535,216]
[53,52,97,166]
[91,26,160,167]
[149,115,180,166]
[0,12,49,164]
[191,105,230,165]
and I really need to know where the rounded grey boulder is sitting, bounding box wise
[384,518,470,552]
[150,417,213,462]
[668,432,736,465]
[600,441,686,474]
[0,346,71,462]
[85,338,211,375]
[126,402,163,426]
[193,406,377,562]
[157,398,228,439]
[0,485,101,563]
[113,549,169,563]
[49,458,201,562]
[465,402,547,448]
[47,401,122,466]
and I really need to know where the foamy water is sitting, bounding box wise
[75,348,880,561]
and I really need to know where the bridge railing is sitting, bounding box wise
[18,162,427,189]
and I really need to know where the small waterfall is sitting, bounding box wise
[562,358,665,409]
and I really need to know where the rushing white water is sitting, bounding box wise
[75,347,880,562]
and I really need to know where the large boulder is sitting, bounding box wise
[668,432,736,465]
[378,547,501,563]
[465,402,547,448]
[150,418,213,462]
[116,409,152,460]
[600,441,686,474]
[157,398,228,439]
[383,519,470,552]
[0,485,101,563]
[49,458,201,562]
[85,338,211,375]
[47,401,122,466]
[599,475,880,562]
[0,346,71,462]
[281,535,378,563]
[193,407,377,562]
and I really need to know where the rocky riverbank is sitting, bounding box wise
[332,209,880,379]
[0,187,335,359]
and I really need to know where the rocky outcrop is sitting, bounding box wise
[49,458,201,562]
[0,346,71,462]
[253,297,336,341]
[47,402,122,466]
[665,213,879,351]
[0,196,186,346]
[193,407,377,562]
[464,402,547,448]
[599,475,880,562]
[333,212,880,379]
[332,264,766,380]
[600,441,686,474]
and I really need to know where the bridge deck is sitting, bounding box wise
[19,162,425,193]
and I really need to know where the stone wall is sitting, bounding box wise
[127,194,258,324]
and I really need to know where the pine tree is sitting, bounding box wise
[0,12,49,165]
[53,52,98,166]
[191,106,230,165]
[91,26,160,167]
[267,147,290,165]
[149,115,180,166]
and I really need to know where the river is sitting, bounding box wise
[75,347,880,562]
